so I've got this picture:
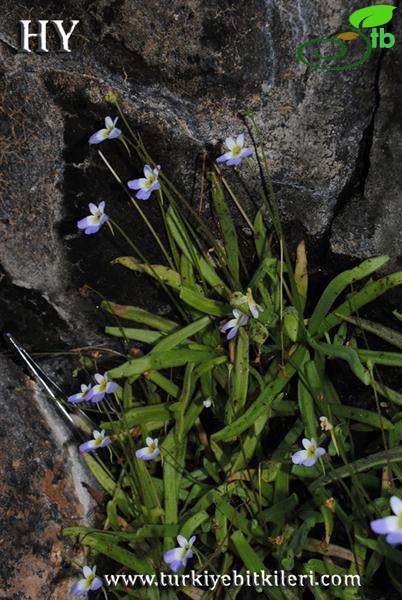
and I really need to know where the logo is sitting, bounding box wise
[19,20,79,53]
[297,5,396,70]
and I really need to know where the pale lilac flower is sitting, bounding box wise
[127,165,161,200]
[68,384,93,404]
[220,309,249,341]
[89,116,121,145]
[164,535,196,573]
[90,372,118,403]
[79,430,111,453]
[77,201,108,235]
[216,134,252,166]
[371,496,402,545]
[135,437,160,461]
[70,565,102,596]
[291,438,326,467]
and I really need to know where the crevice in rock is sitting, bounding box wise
[326,1,400,252]
[0,265,70,354]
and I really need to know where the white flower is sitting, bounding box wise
[203,398,213,408]
[135,437,160,461]
[291,438,326,467]
[371,496,402,545]
[163,535,196,572]
[70,565,102,595]
[216,134,253,166]
[89,116,121,145]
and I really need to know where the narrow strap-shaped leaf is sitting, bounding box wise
[212,346,305,442]
[211,171,240,286]
[102,300,178,332]
[315,270,402,337]
[308,256,390,335]
[108,347,221,379]
[105,326,163,344]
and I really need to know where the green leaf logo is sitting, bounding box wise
[349,5,396,28]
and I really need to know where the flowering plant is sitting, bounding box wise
[63,100,402,598]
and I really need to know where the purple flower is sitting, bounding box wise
[70,565,102,596]
[371,496,402,545]
[135,437,160,461]
[216,134,253,166]
[68,384,93,404]
[79,430,111,453]
[164,535,196,573]
[90,372,118,403]
[127,165,161,200]
[89,116,121,145]
[77,201,108,235]
[291,438,326,467]
[220,309,249,341]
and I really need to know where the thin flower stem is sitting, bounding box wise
[98,150,175,269]
[215,167,254,230]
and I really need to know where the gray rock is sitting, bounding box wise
[1,0,399,352]
[331,7,402,263]
[0,356,95,599]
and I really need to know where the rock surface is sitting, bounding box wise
[0,356,96,598]
[0,1,401,350]
[0,2,401,597]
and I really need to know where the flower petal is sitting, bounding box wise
[390,496,402,516]
[136,189,152,201]
[79,440,97,453]
[239,147,253,159]
[105,116,114,129]
[371,516,399,535]
[291,450,307,465]
[70,578,89,595]
[315,447,326,457]
[216,151,232,164]
[302,457,317,467]
[90,576,103,591]
[127,178,143,190]
[83,566,93,578]
[89,129,108,145]
[225,137,236,149]
[177,535,187,547]
[236,133,244,147]
[144,165,153,178]
[226,326,239,340]
[108,127,121,139]
[226,157,242,166]
[302,438,311,449]
[386,532,402,545]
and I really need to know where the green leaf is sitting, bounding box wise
[212,346,305,442]
[338,315,402,351]
[102,404,172,431]
[315,270,402,336]
[349,5,396,29]
[113,257,182,290]
[254,209,271,259]
[102,301,178,332]
[308,256,389,335]
[309,338,370,385]
[231,531,284,599]
[105,326,163,344]
[179,285,228,317]
[211,171,240,286]
[310,447,402,491]
[108,347,221,379]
